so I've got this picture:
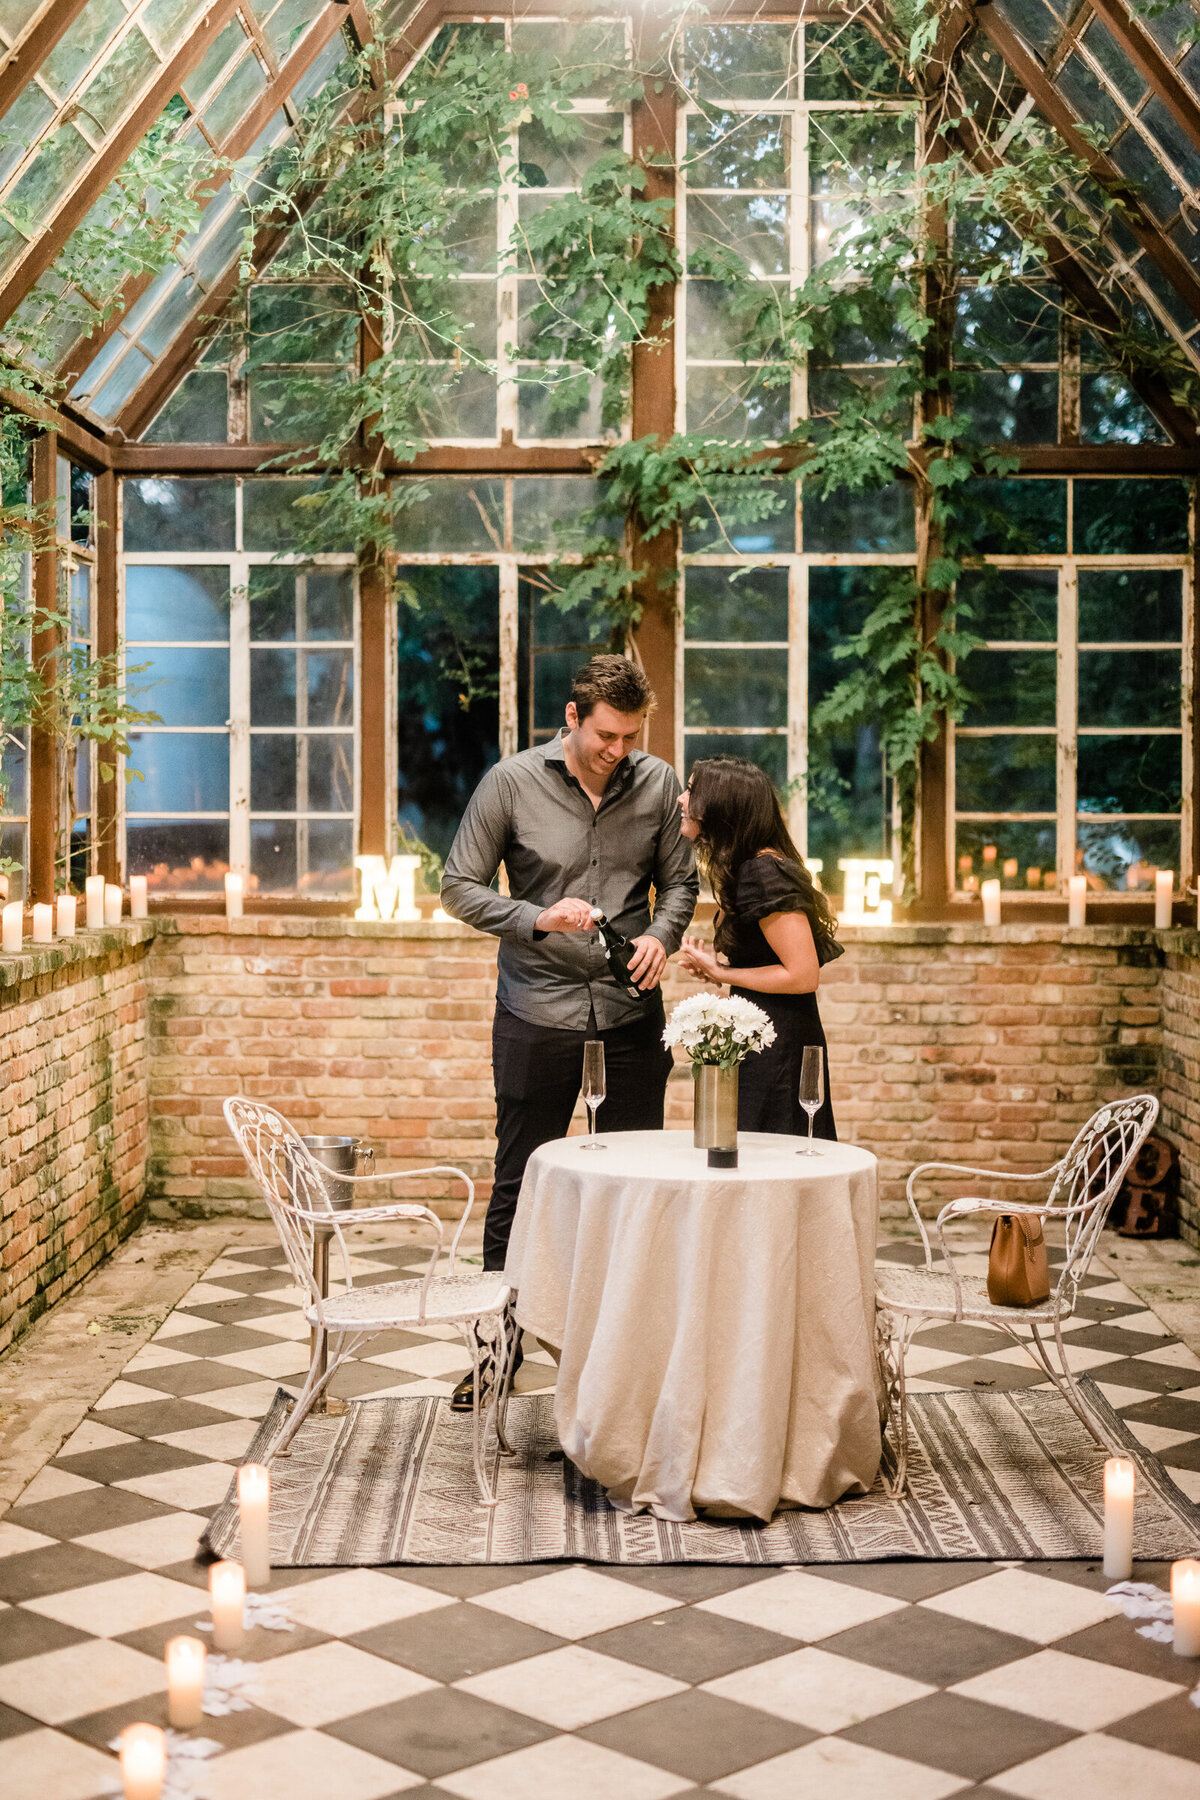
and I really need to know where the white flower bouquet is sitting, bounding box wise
[663,992,776,1073]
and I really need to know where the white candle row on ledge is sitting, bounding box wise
[0,876,150,951]
[974,870,1190,928]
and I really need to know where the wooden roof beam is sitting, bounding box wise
[0,0,245,334]
[979,8,1200,325]
[0,0,92,126]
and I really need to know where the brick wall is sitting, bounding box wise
[1161,932,1200,1245]
[0,925,152,1354]
[142,917,1188,1233]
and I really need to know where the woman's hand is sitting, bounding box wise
[678,934,727,985]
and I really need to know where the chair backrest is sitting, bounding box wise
[1047,1094,1159,1305]
[223,1096,351,1308]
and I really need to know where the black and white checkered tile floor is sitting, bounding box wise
[2,1234,1200,1798]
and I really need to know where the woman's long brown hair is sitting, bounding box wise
[687,756,838,951]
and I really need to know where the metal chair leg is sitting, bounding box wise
[1026,1320,1119,1452]
[877,1310,915,1499]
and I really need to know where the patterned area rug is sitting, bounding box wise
[203,1381,1200,1566]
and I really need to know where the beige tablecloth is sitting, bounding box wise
[504,1129,881,1522]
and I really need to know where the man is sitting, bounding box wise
[441,654,698,1404]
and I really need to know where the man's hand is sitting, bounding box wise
[627,935,667,991]
[534,896,595,933]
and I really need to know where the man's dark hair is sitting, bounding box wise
[570,654,656,722]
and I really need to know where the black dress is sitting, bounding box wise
[718,854,842,1140]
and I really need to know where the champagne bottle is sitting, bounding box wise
[590,909,645,999]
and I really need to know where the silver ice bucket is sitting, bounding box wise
[300,1133,374,1214]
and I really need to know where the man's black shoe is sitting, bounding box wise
[450,1338,523,1412]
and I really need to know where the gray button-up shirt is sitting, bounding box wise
[441,732,699,1030]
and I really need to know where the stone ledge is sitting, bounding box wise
[0,920,158,992]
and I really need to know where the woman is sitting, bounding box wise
[677,757,842,1139]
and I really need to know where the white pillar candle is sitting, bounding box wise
[130,875,148,919]
[1102,1456,1135,1580]
[56,893,76,937]
[165,1634,206,1729]
[1067,875,1087,928]
[238,1463,271,1590]
[1172,1558,1200,1657]
[1155,868,1174,929]
[209,1559,245,1651]
[981,878,1002,926]
[85,873,105,929]
[119,1723,165,1800]
[1,900,20,957]
[1,900,21,954]
[31,902,52,943]
[104,882,123,925]
[224,871,243,919]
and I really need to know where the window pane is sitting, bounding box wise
[122,478,235,551]
[686,366,790,438]
[1077,818,1180,891]
[243,478,348,550]
[143,370,229,443]
[1078,651,1180,728]
[685,111,787,188]
[251,736,295,811]
[809,111,914,192]
[955,822,1057,890]
[685,565,788,640]
[125,566,230,641]
[126,819,229,891]
[395,565,499,862]
[684,648,788,726]
[518,113,623,187]
[685,731,787,786]
[960,650,1056,726]
[803,482,915,553]
[682,478,793,553]
[960,371,1057,444]
[250,648,352,727]
[393,477,505,552]
[125,734,230,811]
[1073,479,1189,554]
[680,24,795,99]
[1080,374,1169,446]
[512,478,616,553]
[808,567,889,884]
[140,649,230,726]
[962,479,1066,553]
[248,567,353,641]
[1077,734,1182,812]
[1078,569,1182,642]
[306,734,354,811]
[957,568,1058,640]
[955,734,1056,812]
[687,193,788,273]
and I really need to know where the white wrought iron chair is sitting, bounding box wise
[223,1097,518,1505]
[875,1094,1159,1496]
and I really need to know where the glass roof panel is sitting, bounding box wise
[1139,0,1200,60]
[0,87,55,187]
[1081,17,1148,108]
[203,50,268,141]
[262,0,329,63]
[182,21,247,107]
[142,0,203,57]
[78,26,159,135]
[41,0,129,100]
[0,0,34,36]
[1140,96,1200,192]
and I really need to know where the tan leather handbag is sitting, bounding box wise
[987,1213,1051,1307]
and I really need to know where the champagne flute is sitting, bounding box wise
[797,1045,824,1156]
[581,1040,606,1150]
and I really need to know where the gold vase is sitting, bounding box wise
[693,1063,739,1167]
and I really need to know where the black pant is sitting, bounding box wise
[485,997,673,1269]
